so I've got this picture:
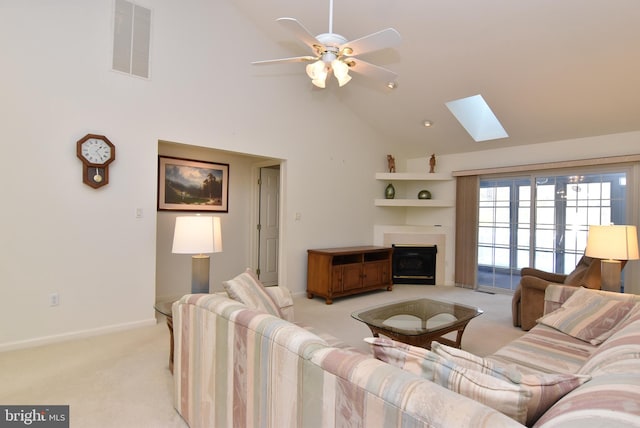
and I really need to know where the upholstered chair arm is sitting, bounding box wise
[520,267,567,283]
[519,276,554,331]
[511,287,522,327]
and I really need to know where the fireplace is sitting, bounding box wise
[392,244,437,285]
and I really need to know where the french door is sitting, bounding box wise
[477,169,628,292]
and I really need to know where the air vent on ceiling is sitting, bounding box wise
[112,0,151,78]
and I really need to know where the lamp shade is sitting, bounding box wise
[332,59,351,87]
[585,225,639,261]
[172,216,222,254]
[306,60,328,88]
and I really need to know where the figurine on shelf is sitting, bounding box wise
[387,155,396,173]
[429,153,436,173]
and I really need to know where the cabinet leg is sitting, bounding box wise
[307,292,314,299]
[325,298,333,305]
[387,285,393,291]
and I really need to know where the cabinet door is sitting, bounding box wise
[331,266,343,293]
[341,264,363,290]
[362,261,389,287]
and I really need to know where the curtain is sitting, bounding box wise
[455,175,479,289]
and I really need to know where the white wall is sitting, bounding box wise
[0,0,390,349]
[155,142,277,301]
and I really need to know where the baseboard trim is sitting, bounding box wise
[0,318,157,353]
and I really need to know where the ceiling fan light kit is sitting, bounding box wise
[252,0,401,89]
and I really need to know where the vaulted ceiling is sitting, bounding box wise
[236,0,640,158]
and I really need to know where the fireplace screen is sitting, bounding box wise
[392,245,437,285]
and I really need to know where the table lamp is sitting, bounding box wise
[172,216,223,294]
[585,224,639,292]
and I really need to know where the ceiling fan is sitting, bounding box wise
[252,0,401,89]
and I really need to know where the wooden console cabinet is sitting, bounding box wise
[307,246,393,304]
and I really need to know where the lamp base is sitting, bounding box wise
[600,259,622,293]
[191,255,210,294]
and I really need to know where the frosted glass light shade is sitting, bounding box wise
[172,216,222,254]
[585,225,639,261]
[332,59,351,87]
[306,60,329,88]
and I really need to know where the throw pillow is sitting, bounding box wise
[430,341,519,380]
[537,287,637,345]
[368,338,590,426]
[223,268,283,318]
[365,337,530,424]
[431,341,590,424]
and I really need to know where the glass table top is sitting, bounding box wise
[351,298,483,337]
[153,300,175,317]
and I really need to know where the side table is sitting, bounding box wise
[154,300,176,373]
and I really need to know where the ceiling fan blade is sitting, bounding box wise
[252,55,317,65]
[347,58,398,85]
[277,17,321,51]
[340,28,401,56]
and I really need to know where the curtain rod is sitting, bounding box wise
[453,154,640,177]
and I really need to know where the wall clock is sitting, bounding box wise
[76,134,116,188]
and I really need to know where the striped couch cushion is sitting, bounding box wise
[487,324,596,375]
[537,287,638,345]
[431,341,591,424]
[367,338,529,423]
[369,338,588,426]
[311,346,522,427]
[431,341,517,377]
[532,374,640,427]
[578,315,640,376]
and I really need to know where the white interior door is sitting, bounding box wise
[258,166,280,285]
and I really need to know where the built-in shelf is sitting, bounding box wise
[374,199,454,207]
[375,172,454,208]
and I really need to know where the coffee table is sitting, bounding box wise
[352,298,483,349]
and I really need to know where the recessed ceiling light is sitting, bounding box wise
[445,94,508,142]
[423,120,432,127]
[387,81,397,89]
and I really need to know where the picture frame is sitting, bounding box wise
[158,156,229,212]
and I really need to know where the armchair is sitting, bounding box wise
[512,256,602,330]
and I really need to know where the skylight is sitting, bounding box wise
[445,94,508,142]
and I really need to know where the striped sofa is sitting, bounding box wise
[172,292,520,427]
[172,285,640,427]
[488,284,640,427]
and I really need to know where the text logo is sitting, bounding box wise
[0,406,69,427]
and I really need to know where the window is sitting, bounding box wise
[477,170,628,292]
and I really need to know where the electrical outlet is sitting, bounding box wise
[49,293,60,307]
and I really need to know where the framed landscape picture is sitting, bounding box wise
[158,156,229,212]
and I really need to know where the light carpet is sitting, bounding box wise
[0,284,523,427]
[295,284,524,355]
